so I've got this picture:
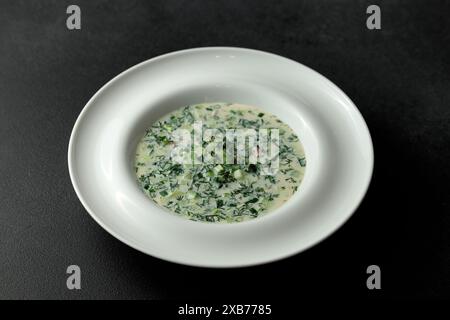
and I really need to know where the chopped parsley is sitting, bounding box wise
[134,103,306,223]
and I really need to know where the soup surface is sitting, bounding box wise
[135,102,306,223]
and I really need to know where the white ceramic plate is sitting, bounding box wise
[68,47,373,267]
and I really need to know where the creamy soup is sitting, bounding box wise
[135,103,306,223]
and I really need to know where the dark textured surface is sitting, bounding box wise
[0,0,449,299]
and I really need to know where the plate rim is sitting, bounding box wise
[68,46,374,267]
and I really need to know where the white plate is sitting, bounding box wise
[68,47,373,267]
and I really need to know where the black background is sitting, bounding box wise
[0,0,449,300]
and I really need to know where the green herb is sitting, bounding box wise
[159,190,168,197]
[135,102,306,223]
